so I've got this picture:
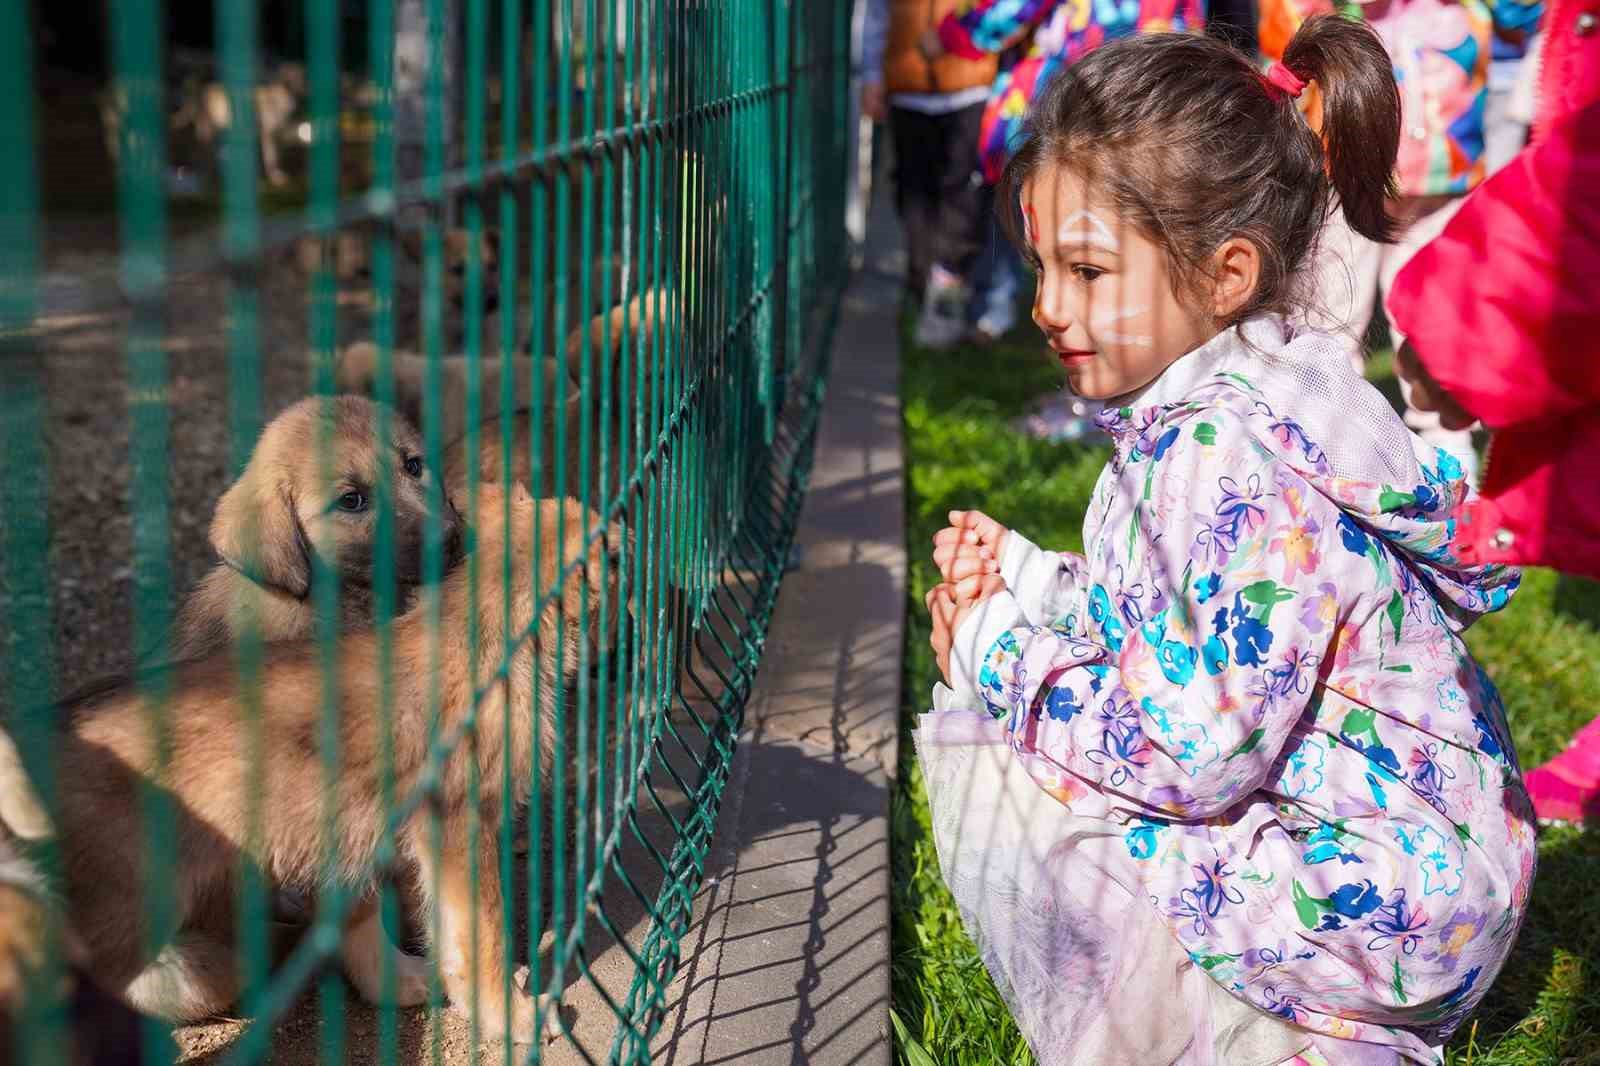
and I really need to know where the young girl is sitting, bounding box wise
[919,17,1536,1066]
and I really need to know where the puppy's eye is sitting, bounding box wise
[336,490,368,513]
[403,455,423,478]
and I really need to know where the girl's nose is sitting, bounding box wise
[1032,276,1072,334]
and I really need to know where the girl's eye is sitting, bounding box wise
[403,455,423,478]
[337,490,368,513]
[1071,265,1106,283]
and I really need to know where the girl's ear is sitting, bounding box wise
[1210,237,1262,321]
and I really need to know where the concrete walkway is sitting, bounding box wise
[650,179,907,1064]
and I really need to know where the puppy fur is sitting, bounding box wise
[0,729,155,1066]
[174,395,464,663]
[51,486,620,1043]
[334,288,673,503]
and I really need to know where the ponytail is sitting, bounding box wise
[1281,15,1402,243]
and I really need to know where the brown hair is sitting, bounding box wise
[997,16,1401,325]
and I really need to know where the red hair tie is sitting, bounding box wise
[1264,61,1307,100]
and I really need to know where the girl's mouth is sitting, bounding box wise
[1054,347,1096,368]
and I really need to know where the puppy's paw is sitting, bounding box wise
[508,960,566,1037]
[390,950,432,1008]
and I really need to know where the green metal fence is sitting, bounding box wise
[0,0,852,1061]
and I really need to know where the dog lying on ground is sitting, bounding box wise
[0,729,158,1066]
[51,485,618,1043]
[173,395,464,663]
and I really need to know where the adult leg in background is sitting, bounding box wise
[913,100,988,349]
[888,105,940,304]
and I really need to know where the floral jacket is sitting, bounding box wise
[947,318,1536,1061]
[937,0,1206,182]
[1260,0,1544,198]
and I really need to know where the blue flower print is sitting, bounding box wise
[1440,966,1482,1011]
[1472,709,1508,762]
[1337,513,1371,557]
[1260,985,1307,1024]
[1394,825,1465,897]
[1085,723,1152,788]
[1142,697,1219,772]
[1114,565,1149,627]
[1408,743,1457,815]
[1216,474,1271,537]
[1202,634,1229,676]
[1301,821,1364,866]
[1088,584,1126,651]
[1435,680,1467,717]
[1143,611,1197,686]
[1229,593,1274,667]
[1152,426,1181,461]
[1366,889,1429,955]
[1281,737,1326,799]
[1432,447,1465,488]
[1174,858,1245,936]
[1195,572,1222,604]
[1327,879,1383,920]
[1125,818,1165,860]
[1042,685,1083,723]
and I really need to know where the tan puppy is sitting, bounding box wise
[174,395,464,663]
[173,395,464,1007]
[52,486,617,1042]
[0,729,157,1066]
[334,288,673,502]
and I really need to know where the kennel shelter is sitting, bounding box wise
[0,0,853,1061]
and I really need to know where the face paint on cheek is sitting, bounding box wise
[1090,305,1149,326]
[1090,305,1153,347]
[1098,330,1154,347]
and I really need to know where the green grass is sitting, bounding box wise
[890,317,1600,1066]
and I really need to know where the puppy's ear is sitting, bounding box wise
[210,476,312,599]
[0,730,52,842]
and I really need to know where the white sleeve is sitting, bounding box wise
[998,529,1086,627]
[947,588,1028,705]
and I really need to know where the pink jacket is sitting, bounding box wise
[1386,0,1600,579]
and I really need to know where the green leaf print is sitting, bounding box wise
[1227,728,1267,761]
[1194,951,1242,972]
[1392,958,1407,1004]
[1194,422,1217,446]
[1292,880,1320,929]
[1242,580,1295,622]
[1387,593,1404,643]
[1379,488,1416,513]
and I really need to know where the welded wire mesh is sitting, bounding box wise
[0,0,851,1062]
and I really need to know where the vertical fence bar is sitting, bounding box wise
[0,6,64,1064]
[107,0,180,1059]
[4,2,855,1062]
[213,0,272,1025]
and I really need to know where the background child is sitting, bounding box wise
[919,19,1535,1064]
[1259,0,1544,486]
[860,0,998,348]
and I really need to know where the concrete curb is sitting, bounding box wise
[650,188,907,1064]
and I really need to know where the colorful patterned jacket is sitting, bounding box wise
[947,317,1535,1061]
[1260,0,1544,197]
[936,0,1207,182]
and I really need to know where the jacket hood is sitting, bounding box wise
[1095,317,1521,624]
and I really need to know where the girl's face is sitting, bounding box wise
[1024,166,1217,401]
